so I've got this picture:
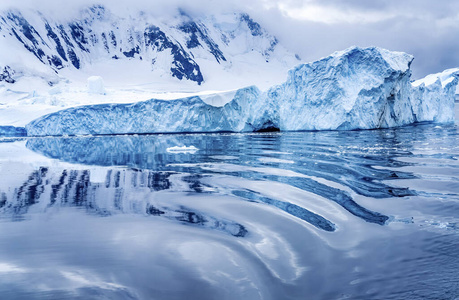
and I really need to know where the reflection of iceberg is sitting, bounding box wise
[26,47,459,136]
[25,133,420,228]
[26,135,204,169]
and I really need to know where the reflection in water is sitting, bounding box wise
[21,131,420,229]
[0,122,458,299]
[1,167,247,237]
[232,189,336,231]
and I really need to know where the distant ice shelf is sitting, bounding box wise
[24,47,459,136]
[0,126,27,137]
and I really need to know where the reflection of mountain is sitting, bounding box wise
[0,167,247,237]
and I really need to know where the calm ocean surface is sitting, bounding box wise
[0,105,458,299]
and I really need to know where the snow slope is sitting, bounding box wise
[25,47,459,136]
[0,5,298,87]
[0,5,299,127]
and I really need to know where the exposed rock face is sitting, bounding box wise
[0,66,16,83]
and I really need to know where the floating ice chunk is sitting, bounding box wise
[166,145,199,153]
[87,76,105,95]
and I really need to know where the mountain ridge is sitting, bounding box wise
[0,5,299,86]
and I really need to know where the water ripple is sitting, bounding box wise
[0,122,458,299]
[0,123,453,234]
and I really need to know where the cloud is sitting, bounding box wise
[248,0,459,78]
[0,0,252,17]
[277,4,392,24]
[279,0,459,23]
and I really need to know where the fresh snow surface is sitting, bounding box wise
[199,90,238,107]
[24,47,459,136]
[0,74,242,127]
[87,76,106,95]
[0,48,288,127]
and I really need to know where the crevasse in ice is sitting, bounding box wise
[25,47,459,136]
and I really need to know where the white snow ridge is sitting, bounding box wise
[24,47,459,136]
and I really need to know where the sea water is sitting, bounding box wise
[0,107,458,299]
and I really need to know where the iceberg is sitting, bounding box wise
[25,47,459,136]
[411,68,459,123]
[0,126,27,137]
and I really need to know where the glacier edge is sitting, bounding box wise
[25,47,459,137]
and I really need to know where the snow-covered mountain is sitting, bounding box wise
[0,5,299,87]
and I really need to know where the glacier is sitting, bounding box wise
[25,47,459,136]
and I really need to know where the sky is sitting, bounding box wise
[249,0,459,79]
[1,0,458,79]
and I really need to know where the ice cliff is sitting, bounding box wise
[25,47,459,136]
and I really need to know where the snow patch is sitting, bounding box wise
[199,90,238,107]
[87,76,106,95]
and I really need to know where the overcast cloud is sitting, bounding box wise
[251,0,459,79]
[2,0,458,79]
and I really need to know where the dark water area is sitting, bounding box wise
[0,119,458,299]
